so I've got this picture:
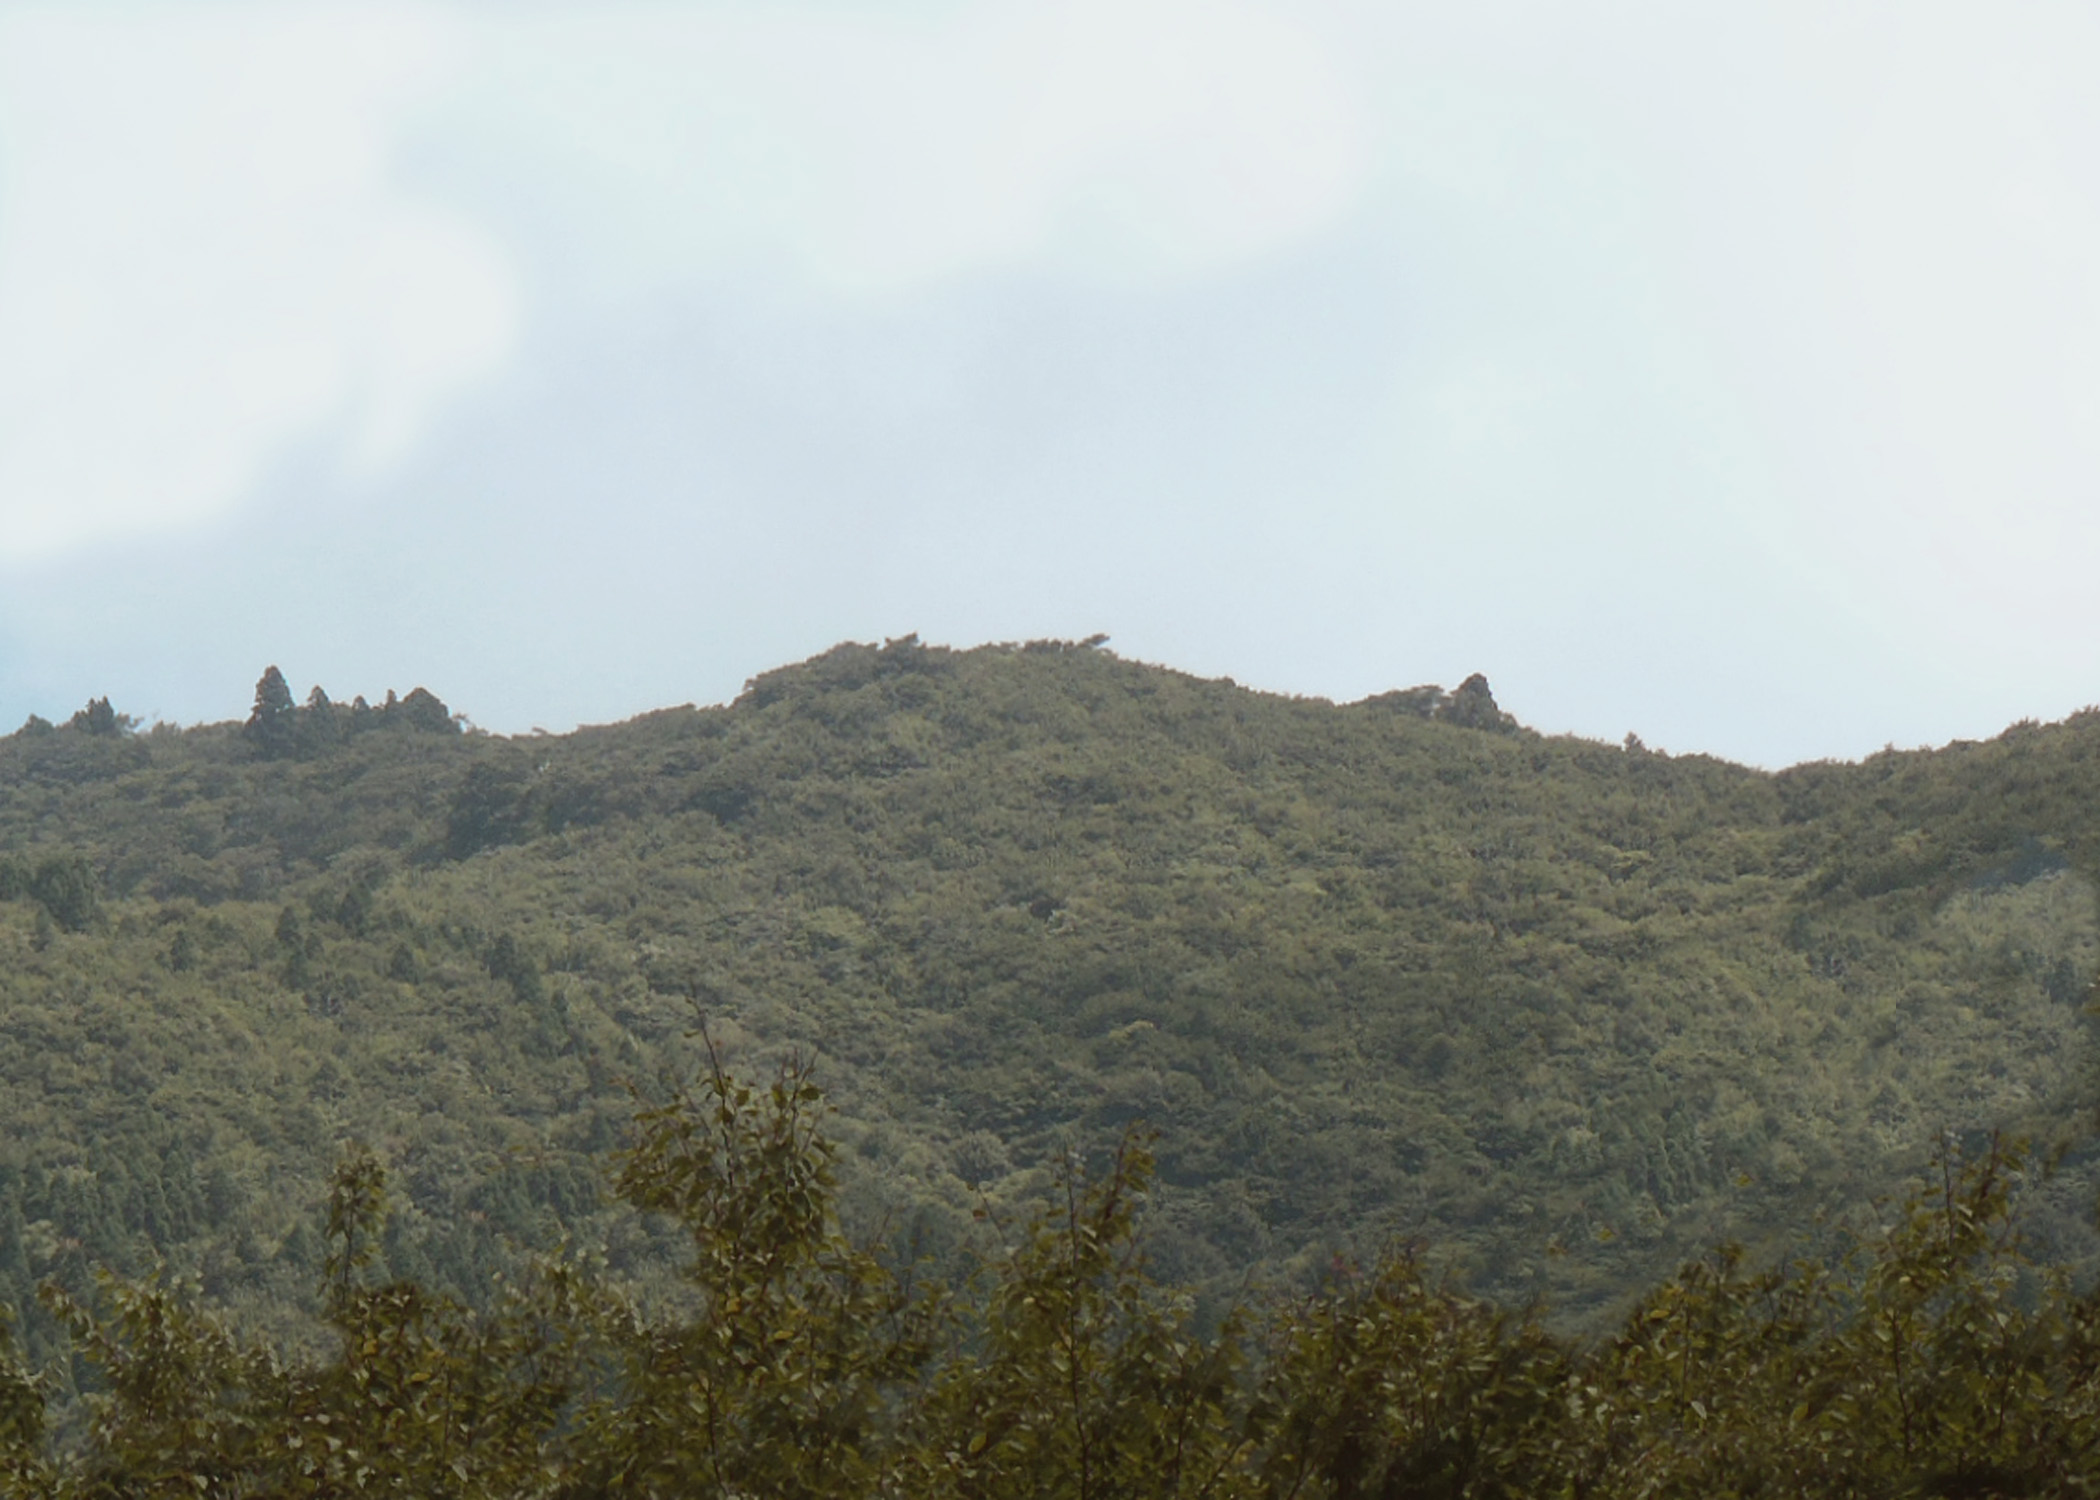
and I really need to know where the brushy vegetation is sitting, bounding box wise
[6,1051,2100,1498]
[1,635,2098,1384]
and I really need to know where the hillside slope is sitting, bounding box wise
[2,638,2096,1361]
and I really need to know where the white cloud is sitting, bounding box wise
[0,0,1371,565]
[1833,11,2100,599]
[0,4,516,564]
[1332,2,2100,694]
[439,0,1370,300]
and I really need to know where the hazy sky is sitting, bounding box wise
[2,1,2097,767]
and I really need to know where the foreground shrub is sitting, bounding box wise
[5,1059,2098,1499]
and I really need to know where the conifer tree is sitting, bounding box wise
[244,666,297,759]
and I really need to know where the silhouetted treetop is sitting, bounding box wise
[67,698,128,737]
[244,666,297,759]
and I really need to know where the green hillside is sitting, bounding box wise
[3,637,2097,1372]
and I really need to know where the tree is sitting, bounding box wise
[914,1133,1254,1500]
[66,698,128,737]
[394,687,459,735]
[27,853,99,933]
[297,685,342,756]
[567,1043,939,1498]
[245,667,297,759]
[448,762,535,860]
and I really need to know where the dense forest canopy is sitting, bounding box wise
[0,636,2096,1391]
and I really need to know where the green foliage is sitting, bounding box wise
[0,851,99,931]
[29,1144,582,1498]
[1251,1259,1564,1500]
[10,1065,2100,1496]
[914,1132,1250,1500]
[66,700,129,739]
[246,667,298,760]
[3,639,2100,1371]
[0,1314,47,1494]
[247,669,459,764]
[566,1046,936,1498]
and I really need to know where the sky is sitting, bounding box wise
[2,1,2098,768]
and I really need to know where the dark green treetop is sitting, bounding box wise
[245,667,298,759]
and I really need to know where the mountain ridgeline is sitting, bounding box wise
[1,637,2097,1370]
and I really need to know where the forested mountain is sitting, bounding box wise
[2,636,2097,1382]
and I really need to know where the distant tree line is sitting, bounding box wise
[245,666,459,760]
[13,699,135,739]
[10,670,459,756]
